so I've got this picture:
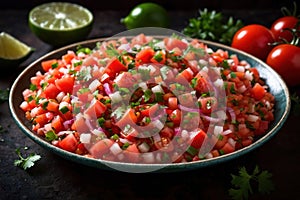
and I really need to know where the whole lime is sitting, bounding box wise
[28,2,94,47]
[121,2,169,29]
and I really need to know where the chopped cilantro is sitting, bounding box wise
[51,62,58,69]
[144,89,152,102]
[45,130,58,141]
[29,84,37,91]
[106,43,120,57]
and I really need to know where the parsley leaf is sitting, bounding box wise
[0,88,9,103]
[229,165,274,200]
[14,148,41,170]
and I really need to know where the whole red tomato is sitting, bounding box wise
[231,24,275,61]
[266,44,300,86]
[270,16,299,42]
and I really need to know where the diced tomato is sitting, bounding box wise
[115,108,137,130]
[190,129,207,149]
[46,101,59,112]
[62,51,76,65]
[124,143,140,163]
[104,58,127,78]
[20,101,30,111]
[58,133,78,152]
[251,83,266,100]
[169,109,181,125]
[220,143,235,154]
[73,115,90,133]
[178,68,194,82]
[84,100,107,118]
[198,97,218,114]
[168,97,178,110]
[135,47,155,65]
[55,76,74,94]
[43,83,61,99]
[164,37,188,51]
[51,115,64,132]
[150,50,166,64]
[41,59,58,72]
[89,139,114,158]
[34,113,50,126]
[115,72,136,88]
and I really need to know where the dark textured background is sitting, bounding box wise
[1,1,300,199]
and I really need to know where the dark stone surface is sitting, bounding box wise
[1,9,300,200]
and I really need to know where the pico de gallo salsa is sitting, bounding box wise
[20,34,275,164]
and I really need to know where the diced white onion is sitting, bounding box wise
[138,142,150,153]
[56,91,66,102]
[154,41,165,49]
[201,66,209,73]
[88,79,101,93]
[245,70,253,81]
[156,153,162,162]
[59,67,69,74]
[216,110,227,121]
[142,152,155,163]
[237,85,247,93]
[247,114,259,122]
[91,129,106,137]
[117,153,125,160]
[151,85,164,94]
[181,130,189,140]
[44,123,53,132]
[205,153,213,159]
[152,120,164,130]
[138,82,148,91]
[214,78,224,88]
[214,126,223,136]
[80,133,91,144]
[236,66,245,72]
[206,48,214,54]
[199,59,208,66]
[222,129,233,136]
[110,143,123,155]
[153,134,161,143]
[109,91,122,103]
[228,138,236,147]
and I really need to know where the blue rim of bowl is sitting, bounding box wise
[9,37,291,173]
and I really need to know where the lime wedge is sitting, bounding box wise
[28,2,93,47]
[0,32,33,70]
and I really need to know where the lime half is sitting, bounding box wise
[0,32,33,71]
[29,2,94,47]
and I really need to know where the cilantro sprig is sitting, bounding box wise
[229,165,274,200]
[182,8,244,45]
[14,147,41,170]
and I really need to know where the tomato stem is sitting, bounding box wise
[281,1,300,18]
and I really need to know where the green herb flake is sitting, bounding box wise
[51,62,59,69]
[59,106,69,114]
[144,89,152,102]
[45,130,58,141]
[97,117,106,127]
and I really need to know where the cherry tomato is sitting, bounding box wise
[266,44,300,86]
[270,16,299,42]
[231,24,275,61]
